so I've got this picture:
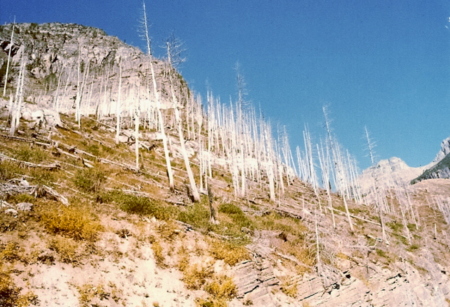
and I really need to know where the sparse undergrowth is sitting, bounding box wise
[38,201,103,241]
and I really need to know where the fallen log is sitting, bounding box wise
[0,153,60,170]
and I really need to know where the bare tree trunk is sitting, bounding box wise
[142,1,174,189]
[3,22,15,97]
[115,60,122,144]
[10,52,25,136]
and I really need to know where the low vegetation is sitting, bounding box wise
[38,202,103,241]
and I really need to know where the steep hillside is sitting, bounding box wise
[0,23,450,307]
[412,153,450,183]
[412,137,450,183]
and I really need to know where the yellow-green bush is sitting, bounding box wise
[48,235,81,263]
[100,190,175,220]
[39,204,103,241]
[209,240,249,266]
[0,241,24,262]
[182,263,214,290]
[204,274,236,299]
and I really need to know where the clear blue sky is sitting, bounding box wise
[2,0,450,170]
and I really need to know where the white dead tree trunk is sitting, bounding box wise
[165,35,200,202]
[317,142,336,228]
[134,103,140,170]
[323,106,354,231]
[364,126,388,243]
[3,21,15,97]
[303,126,322,211]
[75,43,82,126]
[263,121,276,201]
[115,59,122,144]
[142,1,174,189]
[235,65,247,198]
[10,51,25,136]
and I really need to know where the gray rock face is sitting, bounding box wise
[233,257,279,306]
[433,137,450,163]
[0,22,185,117]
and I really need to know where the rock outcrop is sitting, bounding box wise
[0,23,186,116]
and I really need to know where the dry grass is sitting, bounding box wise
[0,263,38,307]
[151,241,165,267]
[204,274,237,299]
[280,277,298,298]
[209,239,250,266]
[38,202,103,241]
[48,235,82,264]
[182,263,214,290]
[77,283,110,307]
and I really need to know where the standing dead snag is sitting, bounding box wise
[141,1,174,189]
[3,20,15,97]
[165,34,200,202]
[208,185,218,224]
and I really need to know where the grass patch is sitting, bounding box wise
[406,244,420,252]
[204,274,237,299]
[182,263,214,290]
[48,235,82,264]
[209,240,250,266]
[77,283,110,307]
[218,203,253,230]
[280,277,298,298]
[178,202,211,229]
[386,221,403,233]
[74,167,106,193]
[375,248,390,260]
[0,161,23,181]
[13,144,49,163]
[38,203,103,241]
[0,264,21,307]
[151,241,165,267]
[100,190,175,220]
[255,212,307,237]
[0,241,24,262]
[29,168,57,186]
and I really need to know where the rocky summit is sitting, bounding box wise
[0,23,449,307]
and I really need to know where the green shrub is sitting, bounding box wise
[100,190,174,220]
[74,167,106,193]
[14,144,48,163]
[0,161,22,181]
[386,221,403,232]
[178,203,211,229]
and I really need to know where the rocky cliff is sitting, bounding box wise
[0,23,185,115]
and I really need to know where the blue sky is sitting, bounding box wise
[1,0,450,170]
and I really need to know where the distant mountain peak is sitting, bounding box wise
[433,137,450,163]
